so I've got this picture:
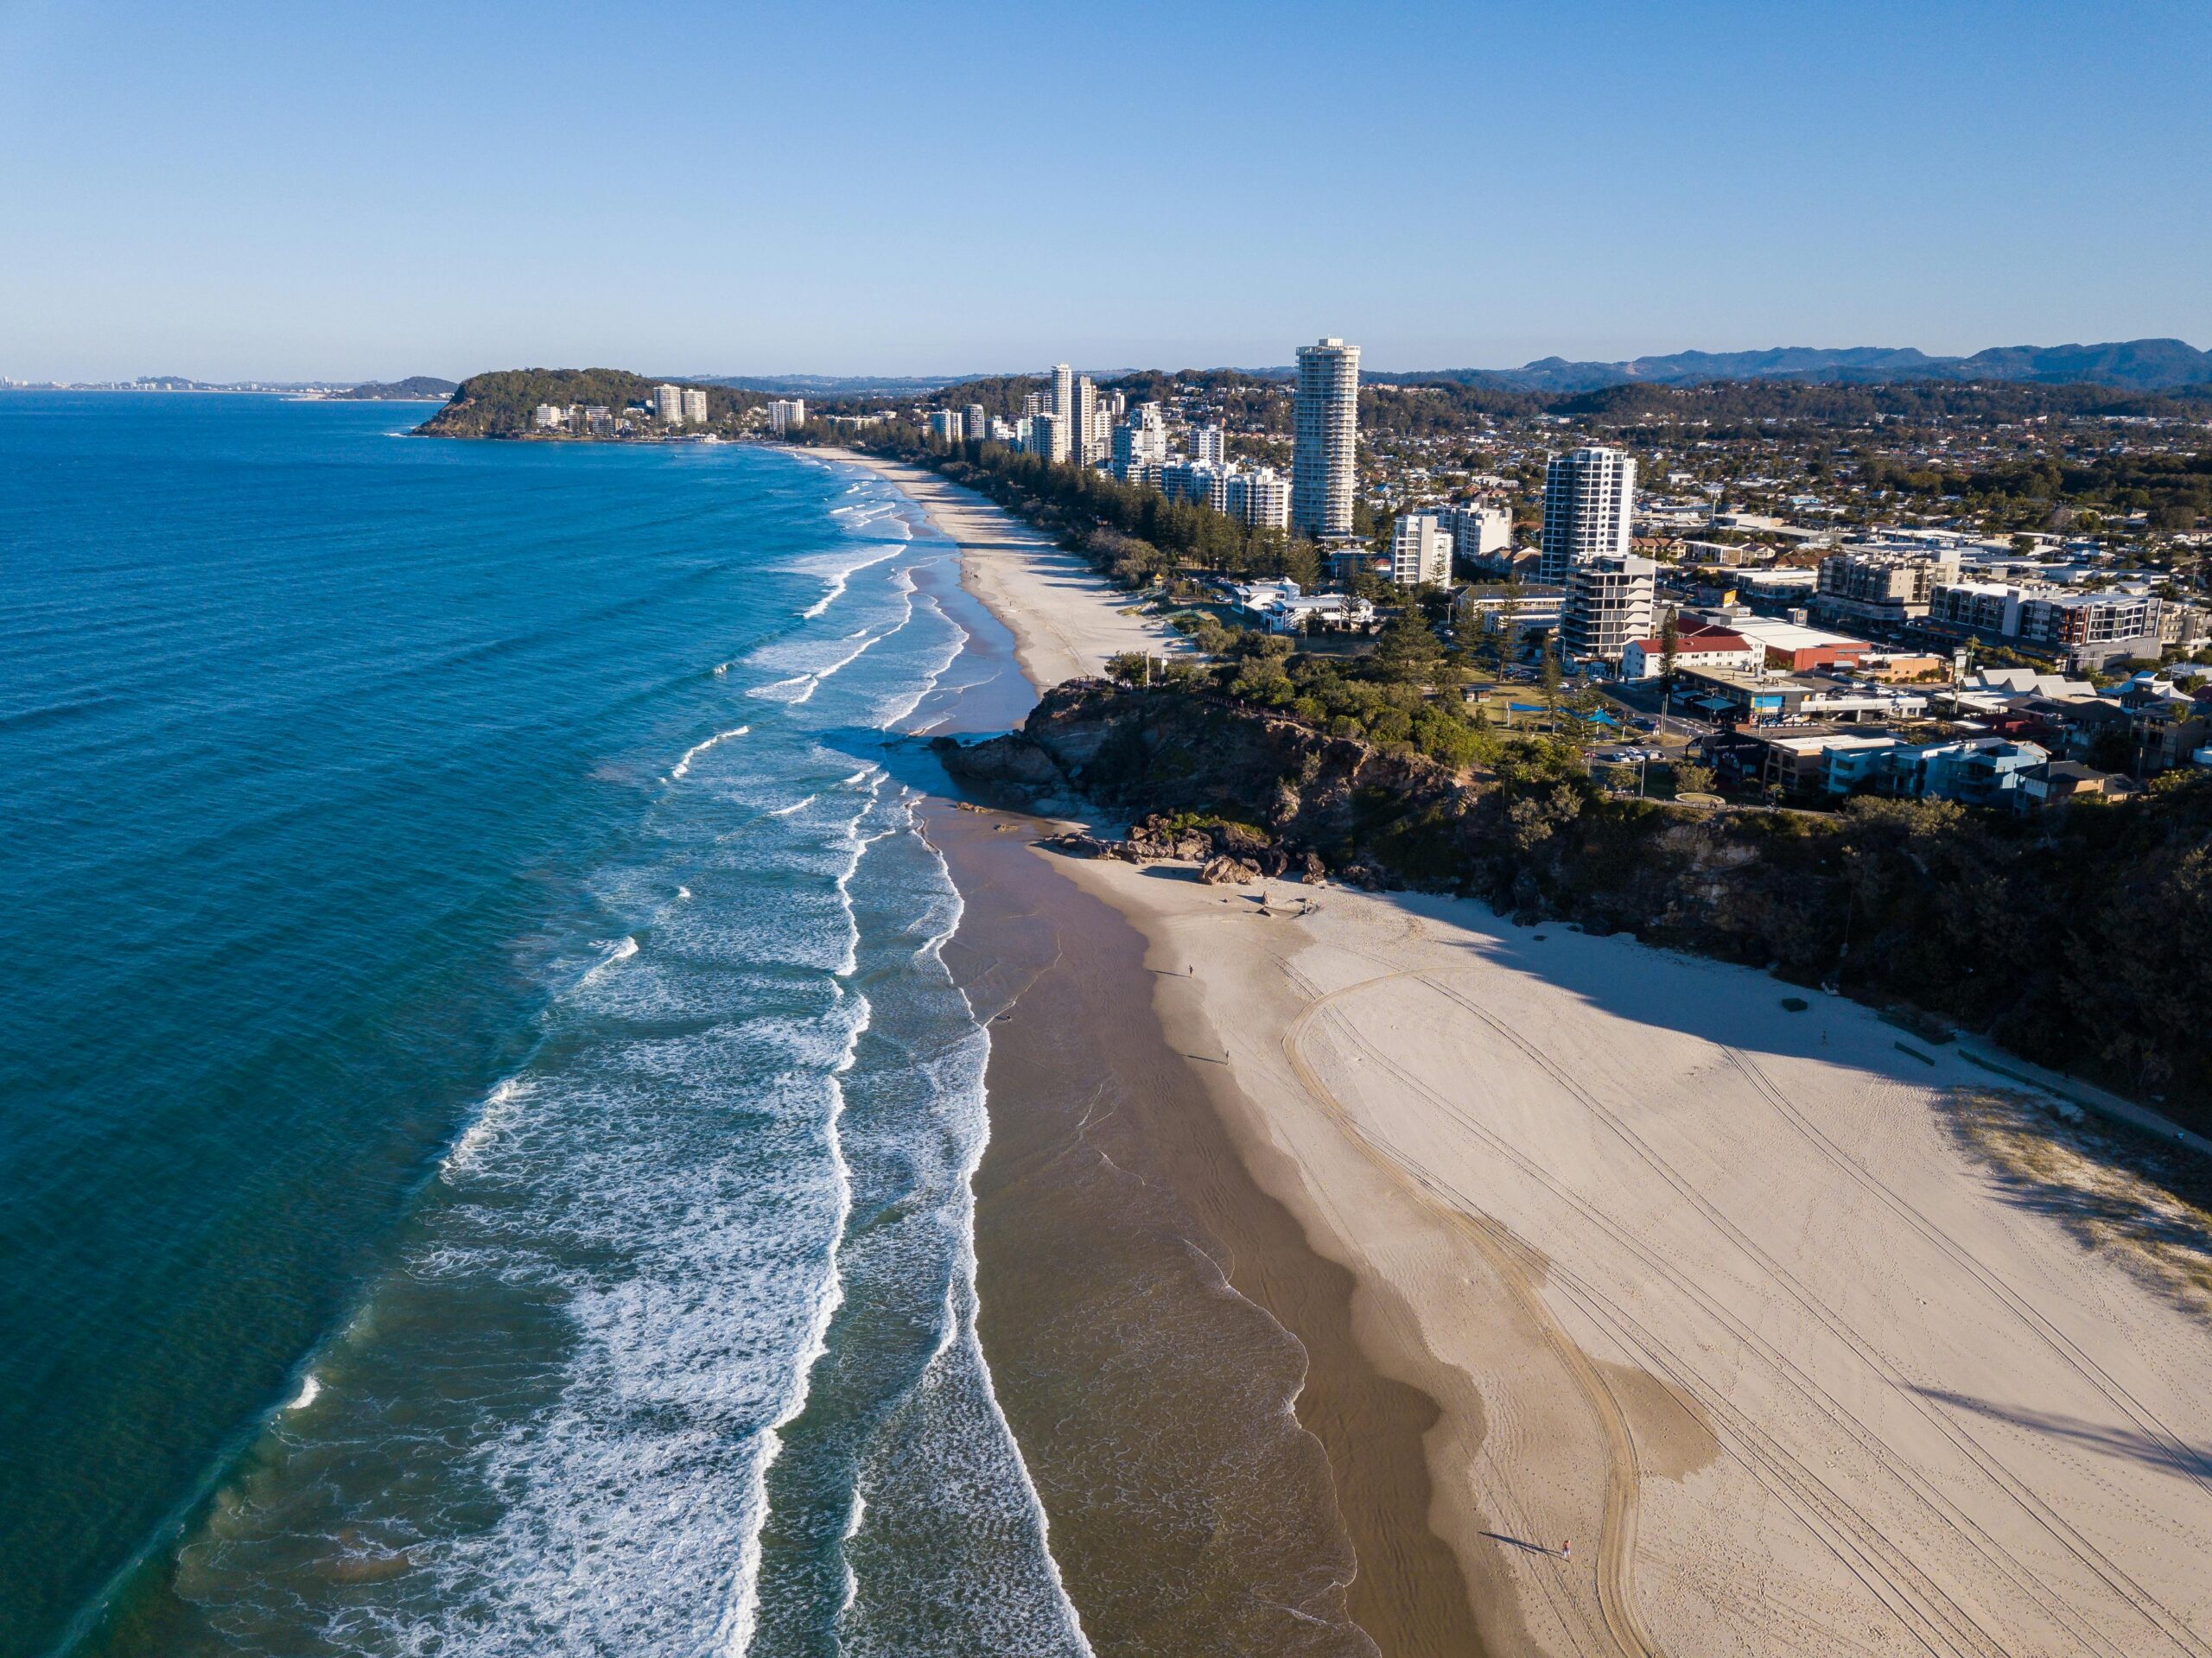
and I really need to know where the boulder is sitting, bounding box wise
[1198,854,1262,886]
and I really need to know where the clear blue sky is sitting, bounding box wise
[2,0,2206,381]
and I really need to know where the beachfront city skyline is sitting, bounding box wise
[9,5,2212,1656]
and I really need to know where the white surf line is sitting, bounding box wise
[671,725,749,779]
[909,795,1096,1655]
[723,777,891,1656]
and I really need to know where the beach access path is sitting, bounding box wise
[837,444,2212,1656]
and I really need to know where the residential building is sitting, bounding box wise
[1814,546,1957,626]
[769,398,806,433]
[533,403,564,430]
[966,403,988,444]
[655,384,686,424]
[1292,337,1359,538]
[927,409,963,443]
[1388,513,1453,588]
[1075,376,1104,464]
[681,386,709,425]
[1453,586,1564,645]
[1027,411,1068,463]
[1194,424,1226,467]
[2016,591,2163,670]
[1052,363,1074,432]
[2018,761,2136,807]
[1022,391,1049,421]
[1113,402,1167,482]
[1539,447,1636,585]
[1224,467,1291,530]
[582,405,614,436]
[1560,553,1656,666]
[1443,502,1512,566]
[1927,581,2164,670]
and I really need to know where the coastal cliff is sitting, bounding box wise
[938,680,2212,1120]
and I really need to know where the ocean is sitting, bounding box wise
[0,394,1081,1656]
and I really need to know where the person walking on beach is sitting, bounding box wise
[1560,1539,1573,1562]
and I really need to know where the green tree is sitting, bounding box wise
[1370,610,1446,685]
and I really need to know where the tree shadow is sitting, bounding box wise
[1914,1387,2212,1483]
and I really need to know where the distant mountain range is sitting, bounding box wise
[1378,338,2212,393]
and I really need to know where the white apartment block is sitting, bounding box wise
[769,398,806,433]
[1076,376,1105,464]
[1540,447,1636,585]
[533,403,563,430]
[966,403,988,444]
[1225,467,1291,530]
[1389,513,1453,588]
[1293,337,1359,538]
[655,384,686,424]
[680,387,709,424]
[1052,363,1074,430]
[1112,403,1166,482]
[927,410,963,443]
[1560,553,1656,665]
[1194,424,1226,467]
[1028,411,1069,463]
[1444,502,1512,564]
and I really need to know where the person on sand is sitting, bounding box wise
[1560,1539,1572,1561]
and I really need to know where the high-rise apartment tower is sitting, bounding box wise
[1539,447,1636,585]
[1292,338,1359,538]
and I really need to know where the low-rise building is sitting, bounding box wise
[1814,545,1958,626]
[1618,626,1758,682]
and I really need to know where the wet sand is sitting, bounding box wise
[931,804,1487,1658]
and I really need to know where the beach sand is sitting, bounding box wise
[842,445,2212,1655]
[824,449,1174,686]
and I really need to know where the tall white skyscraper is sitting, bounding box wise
[655,384,686,424]
[768,398,806,433]
[966,403,988,444]
[1193,424,1226,467]
[680,386,709,424]
[1539,447,1637,586]
[1075,376,1103,464]
[1292,337,1359,539]
[927,410,963,443]
[1051,363,1074,431]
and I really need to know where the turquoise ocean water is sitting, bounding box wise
[0,394,1080,1655]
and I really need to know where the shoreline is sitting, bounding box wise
[838,444,1495,1650]
[819,447,1176,688]
[850,441,2212,1655]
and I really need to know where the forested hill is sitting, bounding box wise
[335,376,456,400]
[415,368,764,435]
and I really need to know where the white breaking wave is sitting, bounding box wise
[286,1374,321,1412]
[440,1074,531,1181]
[765,795,816,818]
[671,725,750,779]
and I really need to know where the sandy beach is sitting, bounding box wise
[846,446,2212,1655]
[824,448,1174,685]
